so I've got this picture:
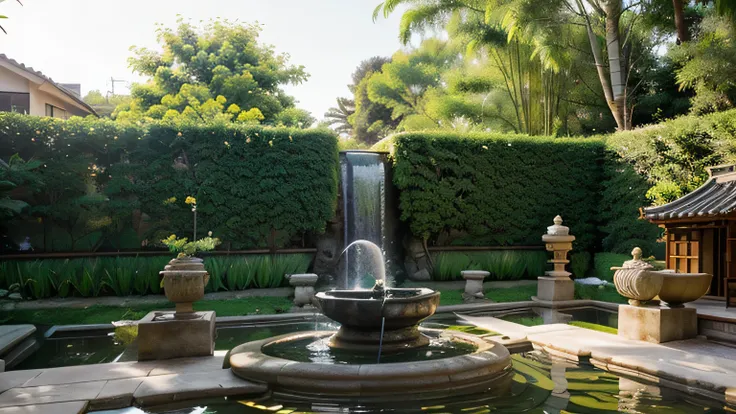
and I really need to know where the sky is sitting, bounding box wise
[0,0,409,120]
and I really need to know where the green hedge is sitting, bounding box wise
[0,254,311,300]
[391,132,604,251]
[0,113,339,251]
[604,109,736,206]
[593,253,630,281]
[389,109,736,256]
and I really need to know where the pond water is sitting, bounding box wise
[15,307,614,370]
[15,309,735,413]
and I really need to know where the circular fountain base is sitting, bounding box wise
[226,329,513,401]
[329,325,429,352]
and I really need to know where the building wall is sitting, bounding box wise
[28,83,75,118]
[0,65,91,118]
[0,66,29,93]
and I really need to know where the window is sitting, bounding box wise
[45,104,67,119]
[0,92,30,114]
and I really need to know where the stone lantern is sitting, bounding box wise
[536,215,575,302]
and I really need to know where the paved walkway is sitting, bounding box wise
[687,299,736,321]
[0,288,291,311]
[0,353,265,413]
[459,314,736,405]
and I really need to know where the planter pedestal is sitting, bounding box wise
[137,310,215,361]
[618,305,697,343]
[461,270,489,302]
[287,273,319,308]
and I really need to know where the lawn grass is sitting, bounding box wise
[3,296,293,325]
[569,321,618,334]
[574,284,627,304]
[439,284,538,306]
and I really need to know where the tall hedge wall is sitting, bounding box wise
[388,109,736,257]
[0,113,339,251]
[391,132,605,251]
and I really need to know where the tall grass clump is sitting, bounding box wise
[0,253,314,299]
[431,250,550,281]
[432,252,473,281]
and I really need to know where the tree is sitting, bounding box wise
[324,97,355,135]
[670,14,736,114]
[348,57,402,144]
[374,0,658,131]
[363,39,459,131]
[114,18,311,126]
[83,90,131,118]
[0,0,22,35]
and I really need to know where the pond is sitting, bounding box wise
[16,306,617,370]
[14,309,735,413]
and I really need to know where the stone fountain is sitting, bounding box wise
[226,240,513,401]
[315,280,440,352]
[612,247,712,343]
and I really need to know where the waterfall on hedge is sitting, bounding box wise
[341,152,386,289]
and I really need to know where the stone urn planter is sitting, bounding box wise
[160,256,210,317]
[461,270,489,301]
[611,247,663,307]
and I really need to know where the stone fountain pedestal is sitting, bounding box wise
[535,216,575,302]
[137,257,215,361]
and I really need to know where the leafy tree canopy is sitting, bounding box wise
[113,18,311,126]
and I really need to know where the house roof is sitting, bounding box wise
[0,54,98,117]
[643,165,736,221]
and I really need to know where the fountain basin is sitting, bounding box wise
[315,288,440,352]
[226,329,512,401]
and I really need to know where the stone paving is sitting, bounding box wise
[459,314,736,404]
[687,299,736,320]
[0,353,266,413]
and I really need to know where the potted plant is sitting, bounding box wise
[160,232,220,317]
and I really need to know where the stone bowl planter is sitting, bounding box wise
[160,257,210,316]
[612,267,664,306]
[656,271,712,308]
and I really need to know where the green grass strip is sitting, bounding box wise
[4,296,293,325]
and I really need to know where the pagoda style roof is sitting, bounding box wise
[644,165,736,221]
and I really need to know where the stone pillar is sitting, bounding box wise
[461,270,489,302]
[536,216,575,302]
[287,273,319,308]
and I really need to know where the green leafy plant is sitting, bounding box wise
[161,234,221,258]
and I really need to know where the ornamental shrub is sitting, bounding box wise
[0,113,339,251]
[390,132,605,251]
